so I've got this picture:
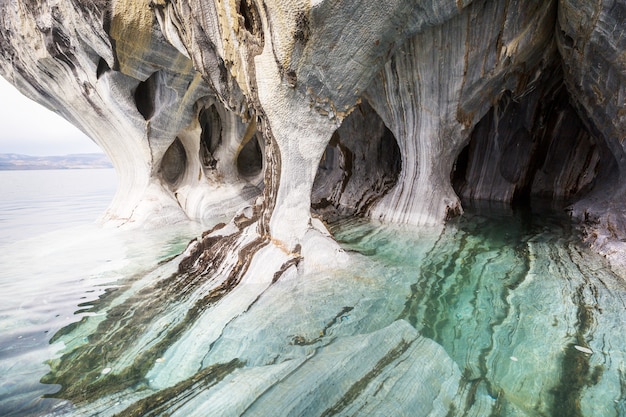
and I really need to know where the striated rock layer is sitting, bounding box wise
[21,208,626,417]
[0,0,623,249]
[2,0,625,260]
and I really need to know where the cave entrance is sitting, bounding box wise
[199,105,222,171]
[312,101,401,222]
[133,70,176,122]
[236,132,264,180]
[196,101,265,186]
[452,83,607,208]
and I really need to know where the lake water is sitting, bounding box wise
[0,169,117,246]
[0,170,625,416]
[0,169,205,416]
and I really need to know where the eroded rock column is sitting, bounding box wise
[366,20,467,225]
[158,0,471,248]
[366,0,558,225]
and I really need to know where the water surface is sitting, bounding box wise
[0,169,117,245]
[0,169,204,416]
[0,170,625,416]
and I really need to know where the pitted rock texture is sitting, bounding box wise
[1,0,626,260]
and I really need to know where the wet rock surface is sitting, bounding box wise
[1,0,625,256]
[6,207,622,417]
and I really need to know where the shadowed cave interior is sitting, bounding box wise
[452,66,614,210]
[145,72,615,225]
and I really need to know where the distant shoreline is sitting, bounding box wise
[0,153,113,170]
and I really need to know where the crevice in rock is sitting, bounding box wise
[451,144,469,194]
[96,57,110,79]
[41,26,76,72]
[560,30,575,49]
[134,71,159,121]
[237,0,263,44]
[199,105,222,171]
[293,10,309,45]
[160,137,187,186]
[312,101,401,223]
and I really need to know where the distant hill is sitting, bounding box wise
[0,153,113,170]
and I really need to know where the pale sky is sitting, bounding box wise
[0,75,103,156]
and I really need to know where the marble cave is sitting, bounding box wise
[1,0,626,416]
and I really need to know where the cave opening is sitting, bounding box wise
[160,137,187,186]
[199,105,222,171]
[236,133,264,179]
[452,81,607,210]
[312,101,401,222]
[377,126,402,178]
[451,142,469,195]
[96,57,110,79]
[134,72,159,121]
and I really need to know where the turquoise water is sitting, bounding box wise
[332,207,626,416]
[0,170,625,416]
[0,170,204,416]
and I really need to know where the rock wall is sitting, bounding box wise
[453,68,609,205]
[557,0,626,266]
[1,0,626,262]
[0,0,261,228]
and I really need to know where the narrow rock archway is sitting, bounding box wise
[312,101,401,223]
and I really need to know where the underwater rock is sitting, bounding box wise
[2,4,626,413]
[2,2,626,414]
[26,210,626,416]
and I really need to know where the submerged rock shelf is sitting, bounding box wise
[29,208,624,416]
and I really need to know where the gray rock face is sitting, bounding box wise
[1,0,625,254]
[454,69,608,205]
[556,0,626,268]
[0,0,261,228]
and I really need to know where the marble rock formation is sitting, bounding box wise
[1,2,625,258]
[27,206,626,416]
[0,0,624,262]
[2,1,626,416]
